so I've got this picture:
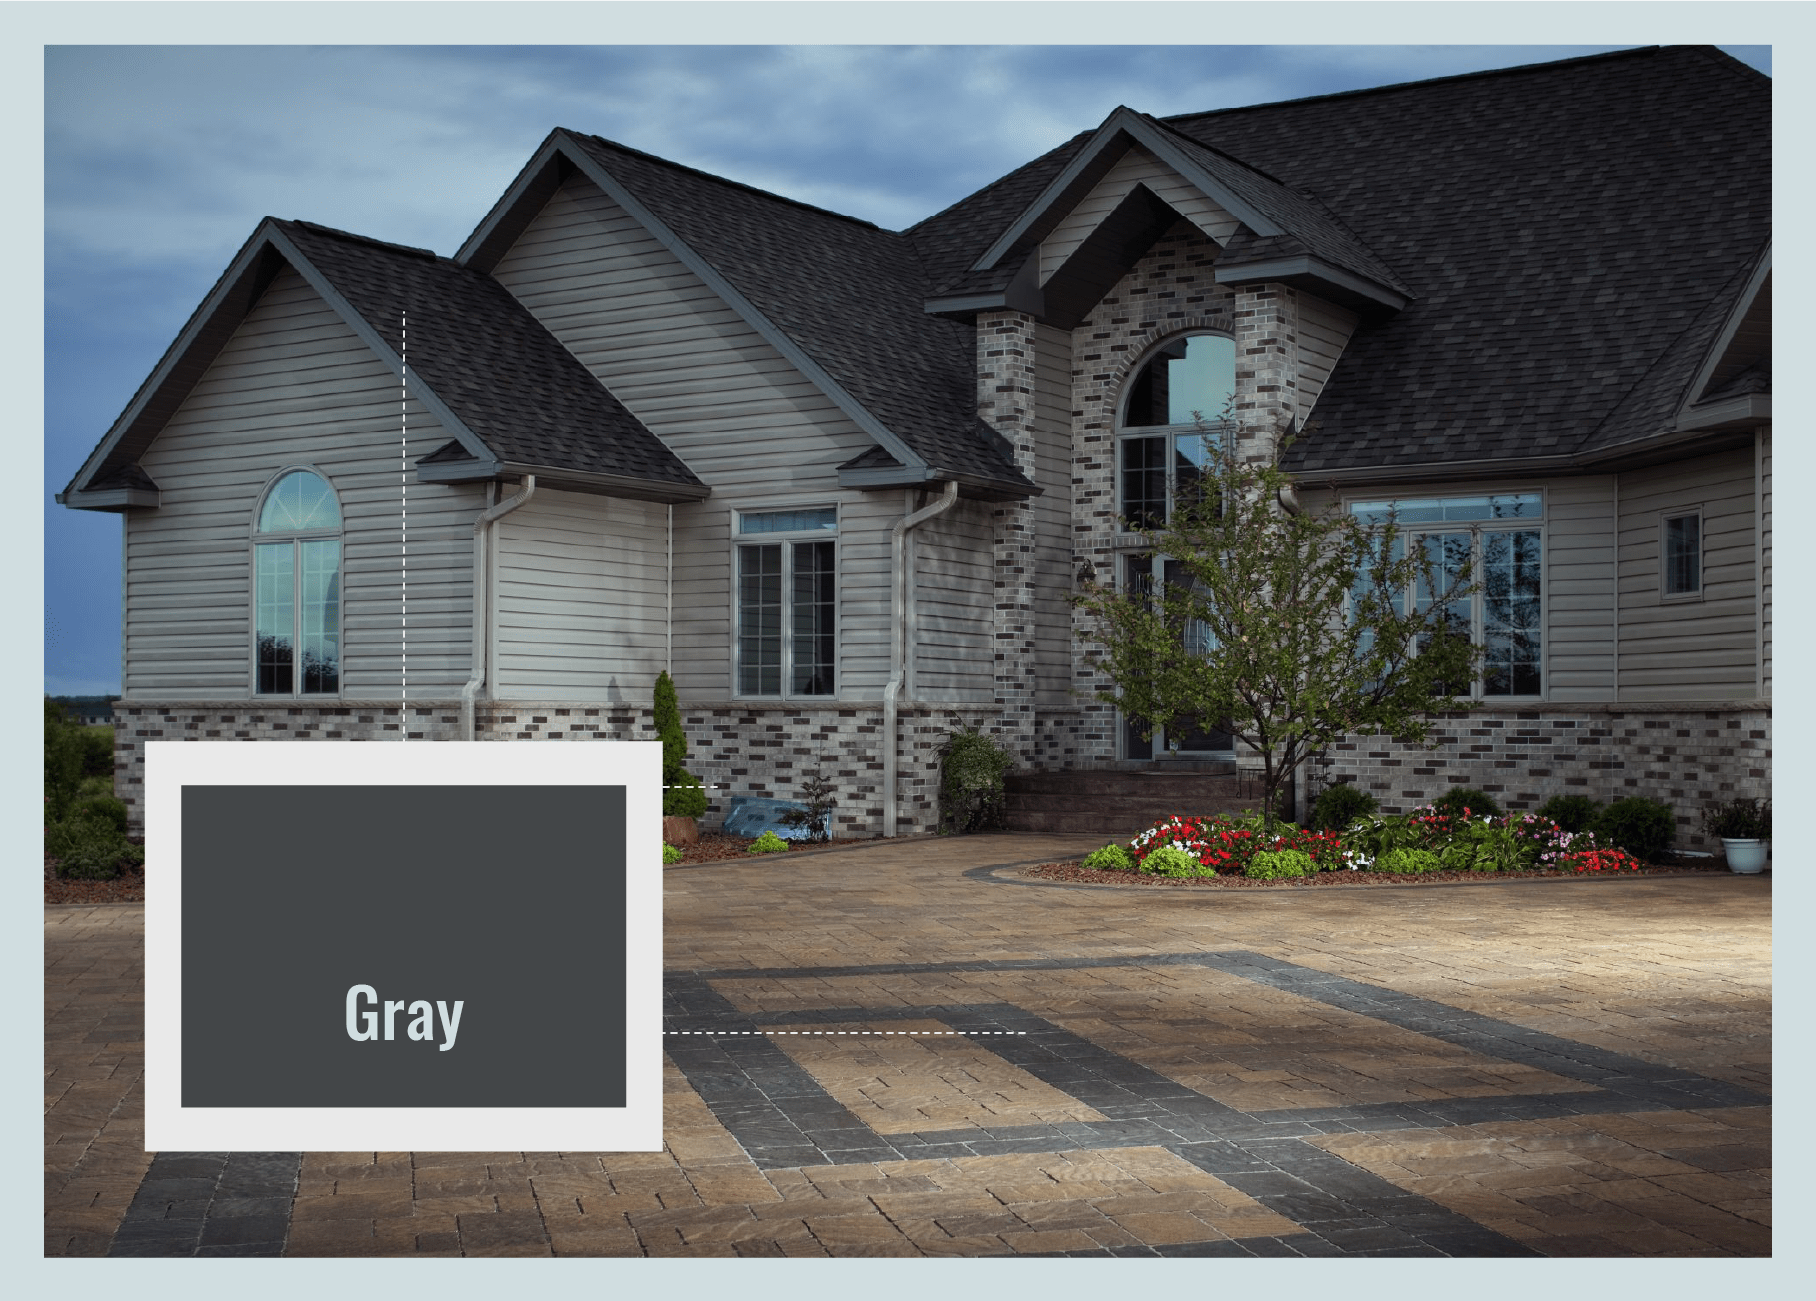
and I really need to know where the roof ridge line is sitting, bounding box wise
[1161,46,1663,127]
[569,130,887,233]
[281,219,439,261]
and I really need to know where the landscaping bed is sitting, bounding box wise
[669,832,876,865]
[45,855,145,905]
[1023,855,1732,889]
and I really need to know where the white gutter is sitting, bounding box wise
[460,476,537,740]
[882,480,959,836]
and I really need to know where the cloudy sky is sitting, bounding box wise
[34,10,1776,696]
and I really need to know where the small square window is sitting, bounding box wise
[1662,512,1702,598]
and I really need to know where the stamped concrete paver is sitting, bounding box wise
[46,833,1770,1256]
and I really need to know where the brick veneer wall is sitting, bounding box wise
[112,699,995,839]
[1313,701,1772,853]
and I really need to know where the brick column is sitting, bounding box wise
[1232,281,1299,461]
[977,309,1041,763]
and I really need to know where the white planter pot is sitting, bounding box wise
[1721,838,1768,874]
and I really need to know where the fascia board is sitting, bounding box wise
[1213,255,1407,311]
[495,461,712,504]
[1674,394,1770,433]
[62,228,276,497]
[454,134,567,270]
[923,256,1045,319]
[1679,248,1771,414]
[1289,455,1580,487]
[554,135,932,478]
[838,462,1039,501]
[262,226,498,469]
[970,107,1280,274]
[55,487,160,512]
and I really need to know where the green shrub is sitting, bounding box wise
[1081,843,1136,872]
[747,830,789,854]
[1310,782,1378,832]
[655,672,708,818]
[662,843,683,865]
[1592,797,1674,862]
[1245,849,1311,880]
[1377,847,1441,874]
[1430,787,1502,820]
[78,723,115,778]
[1536,794,1601,833]
[1702,796,1770,841]
[1138,844,1211,877]
[44,698,85,821]
[70,795,128,836]
[938,726,1014,834]
[46,813,142,881]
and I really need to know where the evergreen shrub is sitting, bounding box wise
[1592,797,1674,862]
[1310,782,1379,832]
[654,672,707,818]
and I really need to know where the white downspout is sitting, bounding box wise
[883,479,959,836]
[460,476,537,741]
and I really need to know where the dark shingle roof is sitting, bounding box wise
[274,221,704,492]
[1151,46,1768,472]
[566,134,1033,493]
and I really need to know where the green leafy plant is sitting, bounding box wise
[46,812,143,881]
[70,794,128,836]
[1435,818,1527,873]
[1310,782,1379,832]
[1245,848,1312,879]
[662,843,683,865]
[1701,797,1770,841]
[938,726,1015,834]
[1430,787,1502,820]
[1075,427,1481,837]
[778,765,837,843]
[1536,794,1601,833]
[1378,847,1441,874]
[1591,796,1674,862]
[1081,843,1136,872]
[1138,844,1212,877]
[44,697,86,822]
[654,671,708,818]
[746,830,790,854]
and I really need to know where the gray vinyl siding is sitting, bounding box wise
[492,488,667,702]
[1039,146,1242,282]
[1033,323,1075,703]
[1297,296,1359,428]
[909,497,995,703]
[489,175,892,701]
[1540,477,1616,700]
[1617,448,1757,700]
[1759,427,1771,697]
[125,265,479,701]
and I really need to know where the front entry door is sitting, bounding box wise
[1121,555,1234,760]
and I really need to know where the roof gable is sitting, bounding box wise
[460,130,1036,499]
[63,218,708,509]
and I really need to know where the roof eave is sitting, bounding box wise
[55,487,160,513]
[838,463,1039,502]
[1674,393,1770,434]
[1214,255,1408,313]
[417,457,711,504]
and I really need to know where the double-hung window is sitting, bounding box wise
[253,468,342,695]
[1350,493,1544,698]
[736,507,836,697]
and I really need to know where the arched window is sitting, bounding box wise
[1118,333,1236,530]
[253,469,341,695]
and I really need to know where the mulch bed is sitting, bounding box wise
[44,856,146,905]
[669,833,876,865]
[1023,855,1736,889]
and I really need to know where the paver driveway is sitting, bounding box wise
[46,833,1770,1258]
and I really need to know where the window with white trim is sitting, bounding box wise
[254,468,342,695]
[735,507,836,697]
[1350,492,1544,698]
[1117,334,1236,530]
[1661,509,1702,599]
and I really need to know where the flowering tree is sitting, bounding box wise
[1075,434,1480,835]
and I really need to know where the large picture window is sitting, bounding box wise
[254,468,341,695]
[736,507,836,697]
[1117,334,1236,531]
[1351,493,1544,698]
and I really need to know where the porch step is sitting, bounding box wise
[1002,769,1264,836]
